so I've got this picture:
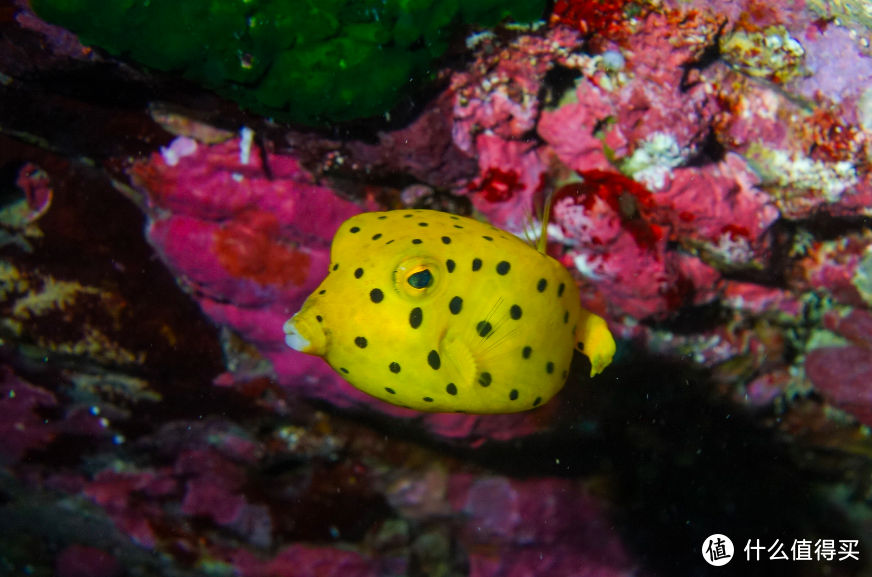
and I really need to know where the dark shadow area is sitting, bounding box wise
[642,301,732,335]
[790,212,872,241]
[347,347,863,577]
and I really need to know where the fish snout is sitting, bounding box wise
[283,308,328,356]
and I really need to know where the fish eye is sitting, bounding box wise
[394,258,442,302]
[408,269,432,289]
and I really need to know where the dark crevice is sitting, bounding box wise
[642,301,731,335]
[540,63,583,110]
[685,129,727,167]
[679,21,725,92]
[790,212,872,241]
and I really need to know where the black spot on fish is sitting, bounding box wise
[404,214,413,218]
[319,290,326,295]
[385,387,396,394]
[564,311,569,324]
[509,389,519,401]
[476,321,492,337]
[546,362,554,374]
[558,283,565,296]
[496,261,510,275]
[355,268,364,279]
[442,236,451,244]
[412,239,422,244]
[472,258,482,271]
[355,336,367,348]
[419,222,428,227]
[449,296,463,315]
[483,236,493,241]
[423,397,434,402]
[333,264,339,271]
[341,368,349,374]
[372,233,382,240]
[350,226,360,233]
[510,305,522,320]
[316,315,323,322]
[389,362,401,373]
[409,307,423,328]
[537,279,547,292]
[370,289,384,303]
[479,372,492,387]
[577,341,584,350]
[428,350,441,370]
[378,216,387,220]
[446,259,455,273]
[454,225,463,229]
[522,346,532,359]
[450,216,459,220]
[446,383,457,395]
[533,396,542,406]
[386,240,395,245]
[562,369,568,378]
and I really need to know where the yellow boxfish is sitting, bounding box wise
[283,209,615,414]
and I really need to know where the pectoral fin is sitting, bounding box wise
[441,332,478,387]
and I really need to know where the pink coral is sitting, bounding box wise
[549,164,769,318]
[449,475,636,577]
[539,10,725,173]
[84,469,175,548]
[176,449,248,525]
[0,368,58,463]
[806,309,872,426]
[450,28,581,231]
[793,233,872,308]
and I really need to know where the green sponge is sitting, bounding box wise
[32,0,545,126]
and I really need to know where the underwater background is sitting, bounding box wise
[2,0,872,575]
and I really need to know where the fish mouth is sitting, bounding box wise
[283,317,311,351]
[283,307,328,356]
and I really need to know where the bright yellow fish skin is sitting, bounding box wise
[283,209,615,414]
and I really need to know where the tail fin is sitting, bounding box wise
[574,310,616,377]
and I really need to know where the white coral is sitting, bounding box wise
[767,149,857,201]
[623,132,687,190]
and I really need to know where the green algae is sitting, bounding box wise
[32,0,545,126]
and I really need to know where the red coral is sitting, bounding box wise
[550,0,630,42]
[213,209,311,287]
[720,224,751,240]
[474,167,523,203]
[552,170,663,251]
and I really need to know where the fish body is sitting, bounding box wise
[283,209,615,413]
